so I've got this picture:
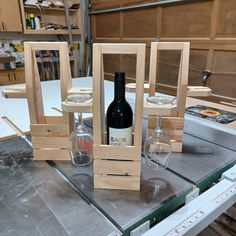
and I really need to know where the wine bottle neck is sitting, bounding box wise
[114,81,125,98]
[114,72,125,99]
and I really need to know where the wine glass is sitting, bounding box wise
[66,94,93,166]
[144,114,172,170]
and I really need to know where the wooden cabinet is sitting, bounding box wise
[0,0,22,32]
[0,68,25,85]
[19,0,81,35]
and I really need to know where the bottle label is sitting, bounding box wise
[109,127,132,146]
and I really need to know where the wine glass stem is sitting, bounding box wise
[78,112,83,126]
[156,114,162,131]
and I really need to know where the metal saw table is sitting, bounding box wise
[0,77,236,235]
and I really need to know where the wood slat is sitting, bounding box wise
[30,42,62,51]
[100,43,143,54]
[68,87,93,95]
[125,83,150,93]
[143,102,178,116]
[94,160,141,176]
[93,144,141,161]
[94,159,141,176]
[32,136,69,149]
[170,141,183,152]
[94,175,140,190]
[44,116,67,124]
[30,124,70,137]
[2,88,27,98]
[148,116,184,130]
[61,100,93,113]
[187,86,212,97]
[33,148,70,160]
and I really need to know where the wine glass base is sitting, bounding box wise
[70,152,93,167]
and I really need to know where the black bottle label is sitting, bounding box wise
[109,127,132,146]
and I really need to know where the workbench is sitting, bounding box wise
[0,78,236,235]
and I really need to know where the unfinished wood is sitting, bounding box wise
[24,43,45,124]
[44,116,66,124]
[61,100,93,113]
[94,159,141,176]
[92,44,103,144]
[187,86,212,97]
[134,44,146,146]
[32,136,69,149]
[94,175,140,190]
[24,42,74,160]
[148,116,185,130]
[30,124,70,137]
[2,88,27,98]
[125,82,211,97]
[148,116,184,143]
[92,43,145,190]
[68,87,93,95]
[149,42,190,118]
[125,83,149,93]
[143,102,178,116]
[33,148,70,161]
[93,144,141,161]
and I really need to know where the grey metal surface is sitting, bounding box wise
[0,137,119,236]
[89,0,200,15]
[54,126,236,231]
[184,114,236,152]
[168,133,236,186]
[55,159,192,231]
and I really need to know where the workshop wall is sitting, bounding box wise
[91,0,236,102]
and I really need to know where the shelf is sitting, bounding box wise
[61,100,93,113]
[24,5,78,12]
[143,101,178,116]
[24,29,80,35]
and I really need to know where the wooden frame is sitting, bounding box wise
[92,43,145,190]
[24,42,73,160]
[146,42,190,152]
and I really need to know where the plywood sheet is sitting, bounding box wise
[209,74,236,98]
[123,8,158,38]
[95,13,120,38]
[161,1,212,38]
[216,0,236,37]
[213,51,236,73]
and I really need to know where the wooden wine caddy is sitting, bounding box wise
[24,42,74,161]
[126,42,211,152]
[92,43,145,190]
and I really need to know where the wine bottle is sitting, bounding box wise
[106,72,133,146]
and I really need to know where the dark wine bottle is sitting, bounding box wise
[106,72,133,146]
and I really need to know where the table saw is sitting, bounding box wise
[0,77,235,235]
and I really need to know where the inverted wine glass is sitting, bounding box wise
[65,94,93,166]
[144,114,172,170]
